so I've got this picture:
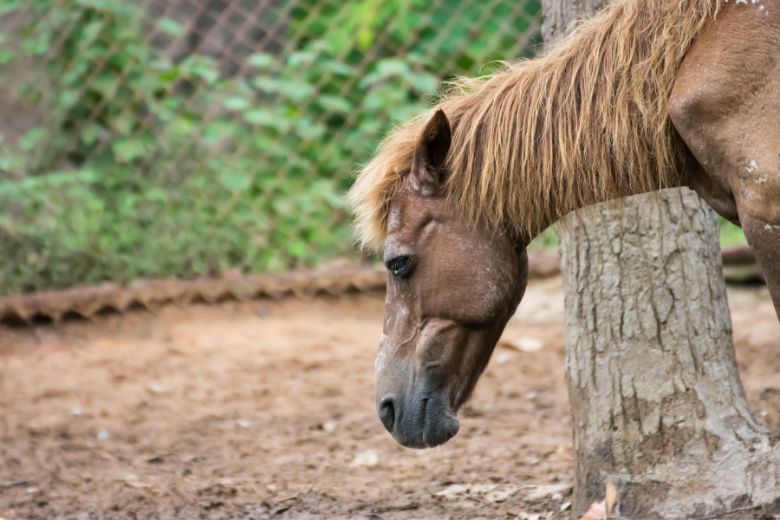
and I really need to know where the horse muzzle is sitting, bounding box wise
[376,391,460,448]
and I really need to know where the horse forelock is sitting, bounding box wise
[349,0,721,250]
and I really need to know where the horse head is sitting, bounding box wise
[373,110,528,448]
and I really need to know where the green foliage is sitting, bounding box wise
[719,218,747,248]
[4,0,521,293]
[293,0,542,71]
[528,227,559,253]
[4,0,162,174]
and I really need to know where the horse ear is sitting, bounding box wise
[410,109,451,196]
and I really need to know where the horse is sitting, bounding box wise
[348,0,780,449]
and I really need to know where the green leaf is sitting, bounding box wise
[112,112,139,135]
[80,124,100,146]
[287,51,317,68]
[180,56,220,84]
[157,65,181,83]
[112,138,147,163]
[219,170,252,192]
[157,17,185,37]
[224,96,250,111]
[252,77,314,103]
[376,58,411,78]
[203,121,238,143]
[247,53,274,70]
[287,240,307,258]
[316,95,351,113]
[21,33,50,56]
[243,109,291,133]
[408,72,439,94]
[320,61,355,77]
[244,108,277,126]
[252,77,283,94]
[243,109,273,126]
[285,82,314,104]
[19,128,44,152]
[294,119,325,140]
[168,117,196,137]
[90,73,121,96]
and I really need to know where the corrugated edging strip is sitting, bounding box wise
[0,247,756,325]
[0,263,386,324]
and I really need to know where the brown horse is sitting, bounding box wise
[349,0,780,448]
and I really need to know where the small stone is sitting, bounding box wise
[525,482,572,501]
[147,382,167,395]
[516,513,542,520]
[507,337,543,352]
[349,449,379,467]
[182,453,200,463]
[96,430,110,442]
[434,484,469,499]
[495,352,512,364]
[123,474,149,488]
[485,487,516,503]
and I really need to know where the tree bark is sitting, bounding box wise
[540,2,780,517]
[541,0,605,45]
[559,189,779,518]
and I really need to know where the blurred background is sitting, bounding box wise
[0,0,744,297]
[0,0,545,296]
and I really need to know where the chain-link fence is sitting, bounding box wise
[0,0,542,295]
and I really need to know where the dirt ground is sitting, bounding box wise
[0,277,778,520]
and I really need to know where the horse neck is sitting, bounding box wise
[533,158,686,238]
[443,0,718,243]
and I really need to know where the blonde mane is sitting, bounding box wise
[349,0,721,250]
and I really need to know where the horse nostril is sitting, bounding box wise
[378,396,397,433]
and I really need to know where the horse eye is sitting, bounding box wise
[386,255,412,278]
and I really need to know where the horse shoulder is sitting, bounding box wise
[670,0,780,222]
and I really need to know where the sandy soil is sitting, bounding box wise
[0,278,778,520]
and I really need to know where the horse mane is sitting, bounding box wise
[349,0,720,250]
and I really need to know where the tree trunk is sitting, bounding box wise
[541,0,605,45]
[540,2,780,517]
[559,189,779,518]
